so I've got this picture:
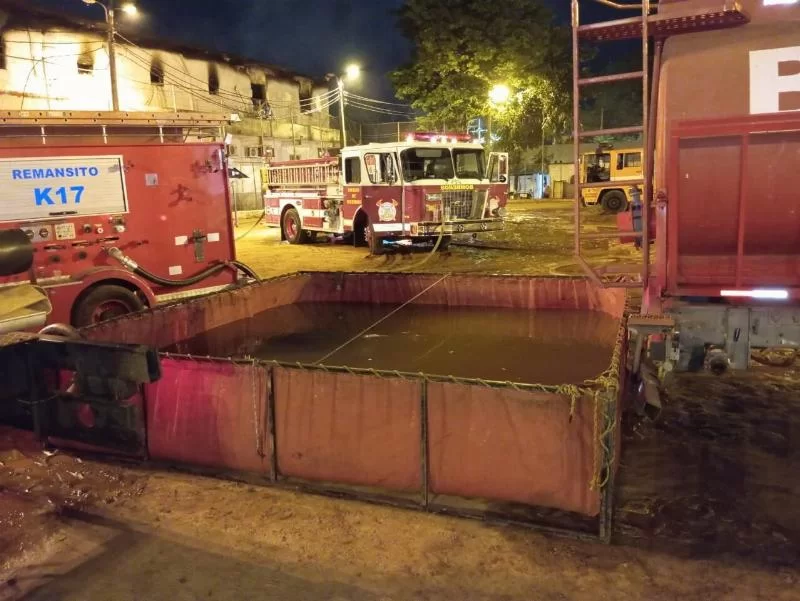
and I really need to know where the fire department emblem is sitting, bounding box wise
[377,199,398,222]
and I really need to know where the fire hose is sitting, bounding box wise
[107,247,259,287]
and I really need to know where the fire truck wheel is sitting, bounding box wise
[601,190,627,213]
[437,235,452,251]
[73,284,145,327]
[281,207,307,244]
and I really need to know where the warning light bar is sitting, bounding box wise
[720,289,789,300]
[405,132,473,144]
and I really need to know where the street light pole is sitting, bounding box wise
[330,64,359,149]
[487,83,510,154]
[107,2,119,111]
[82,0,137,112]
[337,77,347,148]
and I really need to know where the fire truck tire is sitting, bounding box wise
[73,284,145,327]
[601,190,628,213]
[437,235,452,251]
[281,207,308,244]
[353,213,368,247]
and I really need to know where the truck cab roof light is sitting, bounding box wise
[408,132,472,143]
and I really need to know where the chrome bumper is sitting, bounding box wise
[417,218,504,235]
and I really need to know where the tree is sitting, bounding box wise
[580,56,644,142]
[391,0,571,157]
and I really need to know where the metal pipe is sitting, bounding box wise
[644,38,664,292]
[572,0,582,257]
[591,0,652,10]
[579,71,644,86]
[640,0,651,289]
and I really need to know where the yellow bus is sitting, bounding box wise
[579,147,642,213]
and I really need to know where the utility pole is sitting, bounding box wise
[107,2,119,111]
[82,0,138,111]
[337,78,347,147]
[290,109,297,158]
[327,64,359,149]
[541,123,545,174]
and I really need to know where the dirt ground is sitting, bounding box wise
[233,200,642,279]
[1,201,799,600]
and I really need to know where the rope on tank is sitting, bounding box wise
[313,273,451,364]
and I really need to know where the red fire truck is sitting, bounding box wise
[264,133,509,253]
[0,111,256,327]
[572,0,800,379]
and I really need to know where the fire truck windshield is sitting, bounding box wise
[453,149,485,180]
[401,148,455,181]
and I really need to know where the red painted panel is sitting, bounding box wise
[145,358,271,476]
[744,131,800,256]
[676,136,741,257]
[0,142,236,325]
[665,114,800,296]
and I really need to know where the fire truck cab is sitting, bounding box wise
[264,133,509,253]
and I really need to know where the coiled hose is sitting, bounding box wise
[108,247,259,288]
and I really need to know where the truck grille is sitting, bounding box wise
[440,190,487,220]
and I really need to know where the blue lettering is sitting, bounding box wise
[71,185,85,203]
[34,187,54,205]
[15,164,103,181]
[56,187,67,204]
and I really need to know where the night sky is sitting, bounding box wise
[30,0,613,99]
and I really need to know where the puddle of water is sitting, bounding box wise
[165,303,618,385]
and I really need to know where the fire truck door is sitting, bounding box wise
[487,152,509,183]
[361,152,403,234]
[342,154,363,230]
[487,152,510,208]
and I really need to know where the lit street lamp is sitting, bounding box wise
[487,84,511,152]
[328,64,361,147]
[488,84,511,105]
[81,0,138,112]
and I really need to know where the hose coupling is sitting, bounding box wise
[107,247,139,271]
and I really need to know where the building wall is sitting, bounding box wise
[0,25,340,165]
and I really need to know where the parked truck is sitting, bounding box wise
[263,133,509,253]
[579,145,643,212]
[0,111,256,327]
[572,0,800,380]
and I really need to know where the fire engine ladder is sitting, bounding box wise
[571,0,749,289]
[0,110,232,143]
[265,158,340,189]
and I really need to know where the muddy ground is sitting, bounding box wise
[1,201,799,600]
[234,200,642,278]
